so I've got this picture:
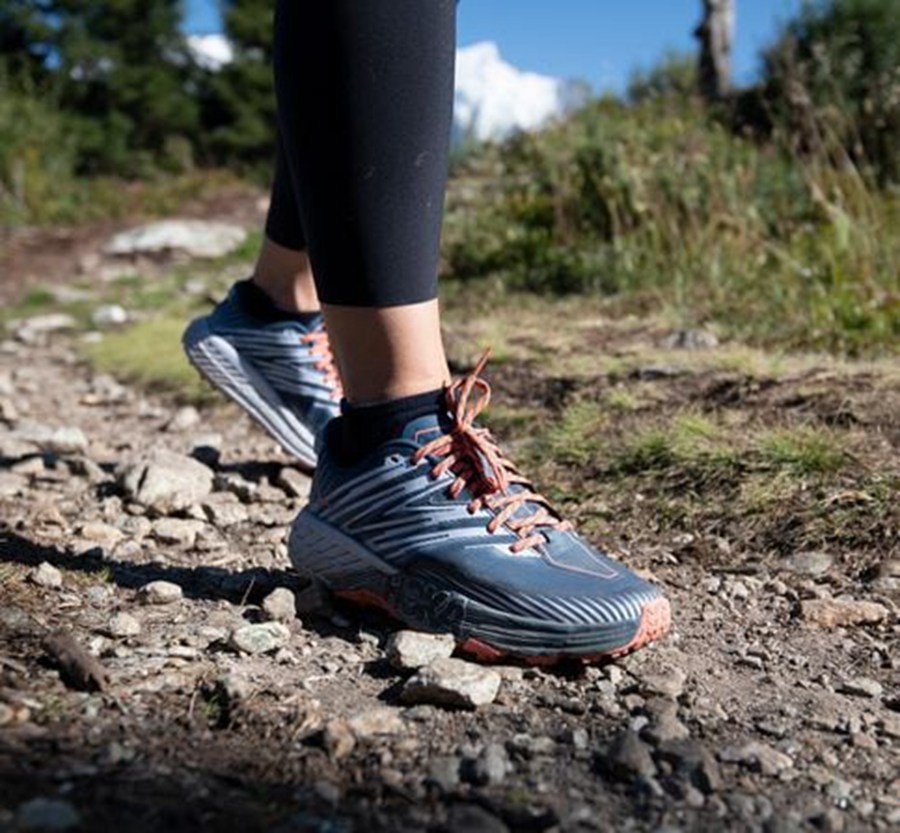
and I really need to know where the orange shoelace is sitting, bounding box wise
[300,324,342,400]
[411,351,572,553]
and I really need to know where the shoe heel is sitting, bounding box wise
[288,511,393,590]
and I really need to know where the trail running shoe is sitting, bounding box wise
[288,354,670,663]
[182,281,341,469]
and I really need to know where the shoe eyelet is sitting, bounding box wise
[386,453,406,466]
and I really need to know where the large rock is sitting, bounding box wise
[104,220,247,260]
[400,657,501,709]
[119,451,214,513]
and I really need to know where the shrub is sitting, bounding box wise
[761,0,900,184]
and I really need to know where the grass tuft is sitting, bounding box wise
[83,316,216,405]
[758,427,847,475]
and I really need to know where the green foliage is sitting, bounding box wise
[197,0,276,175]
[627,51,698,104]
[0,78,77,224]
[443,91,899,356]
[761,0,900,184]
[52,0,199,175]
[0,2,55,87]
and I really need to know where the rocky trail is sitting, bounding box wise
[0,220,898,833]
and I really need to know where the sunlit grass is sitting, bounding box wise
[83,316,216,405]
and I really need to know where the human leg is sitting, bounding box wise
[276,0,670,660]
[254,133,320,314]
[272,0,455,406]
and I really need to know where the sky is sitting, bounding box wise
[183,0,803,93]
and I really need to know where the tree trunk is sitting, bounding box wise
[696,0,735,101]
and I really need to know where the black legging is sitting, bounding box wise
[266,0,457,308]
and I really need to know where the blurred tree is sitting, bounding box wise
[51,0,198,175]
[695,0,735,101]
[762,0,899,183]
[0,1,55,88]
[198,0,276,173]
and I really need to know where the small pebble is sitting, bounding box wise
[29,562,63,589]
[138,580,183,605]
[228,622,290,655]
[261,587,297,623]
[838,677,883,699]
[107,612,141,638]
[385,630,456,670]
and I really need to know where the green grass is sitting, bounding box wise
[83,316,216,405]
[758,426,847,475]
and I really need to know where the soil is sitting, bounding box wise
[0,223,898,833]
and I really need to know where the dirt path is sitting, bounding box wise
[0,278,898,831]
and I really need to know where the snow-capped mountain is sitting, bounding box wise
[186,36,574,142]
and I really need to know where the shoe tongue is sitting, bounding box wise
[398,411,453,446]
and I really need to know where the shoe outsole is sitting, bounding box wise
[182,317,319,469]
[335,588,670,666]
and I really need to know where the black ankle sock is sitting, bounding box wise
[236,279,321,326]
[336,388,446,465]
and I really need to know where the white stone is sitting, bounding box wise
[15,423,88,455]
[152,518,205,547]
[30,562,63,589]
[165,406,200,432]
[14,314,76,342]
[201,496,249,527]
[347,708,406,738]
[78,522,125,545]
[103,220,247,259]
[385,630,456,670]
[138,580,183,605]
[276,467,312,499]
[228,622,291,655]
[90,304,129,327]
[261,588,297,623]
[400,657,501,709]
[108,612,141,638]
[119,451,214,513]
